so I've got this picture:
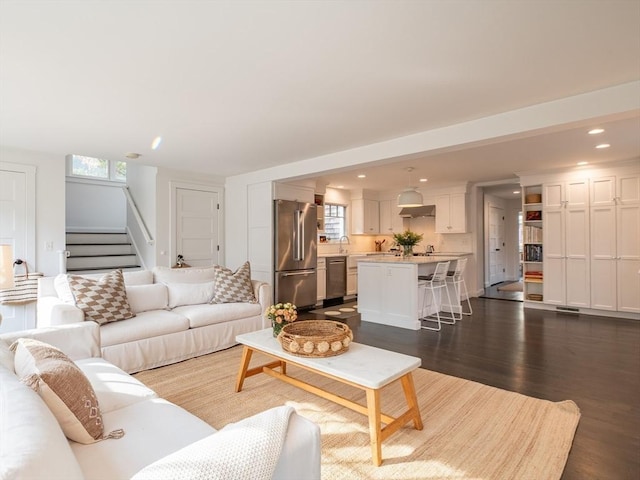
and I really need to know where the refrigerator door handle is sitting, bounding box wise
[294,209,304,261]
[281,270,315,276]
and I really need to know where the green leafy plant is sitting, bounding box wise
[392,230,423,246]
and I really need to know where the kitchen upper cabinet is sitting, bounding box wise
[378,200,404,234]
[435,193,466,233]
[351,198,379,234]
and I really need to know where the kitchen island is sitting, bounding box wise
[357,254,470,330]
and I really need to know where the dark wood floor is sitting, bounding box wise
[301,298,640,480]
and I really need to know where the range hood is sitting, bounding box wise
[399,205,436,218]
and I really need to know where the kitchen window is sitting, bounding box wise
[324,203,346,241]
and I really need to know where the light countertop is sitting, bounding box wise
[356,255,463,264]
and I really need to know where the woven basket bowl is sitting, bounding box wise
[278,320,353,357]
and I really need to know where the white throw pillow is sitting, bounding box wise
[54,274,76,304]
[166,282,215,308]
[153,266,217,284]
[126,284,169,314]
[0,339,14,371]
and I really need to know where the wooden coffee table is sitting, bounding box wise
[235,328,423,466]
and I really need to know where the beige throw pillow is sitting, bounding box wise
[68,270,135,324]
[11,338,124,444]
[212,262,256,304]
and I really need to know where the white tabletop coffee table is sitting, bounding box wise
[235,328,423,466]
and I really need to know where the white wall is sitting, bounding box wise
[126,163,158,270]
[66,179,126,232]
[0,146,66,276]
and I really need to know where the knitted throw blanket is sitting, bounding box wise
[132,406,295,480]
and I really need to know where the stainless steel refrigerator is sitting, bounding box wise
[274,199,317,309]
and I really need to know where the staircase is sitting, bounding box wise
[65,232,141,274]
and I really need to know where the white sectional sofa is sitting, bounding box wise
[0,322,321,480]
[37,266,273,373]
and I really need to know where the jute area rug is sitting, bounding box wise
[497,281,524,292]
[134,346,580,480]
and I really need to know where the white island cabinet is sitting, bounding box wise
[357,255,470,330]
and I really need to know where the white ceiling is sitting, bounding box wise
[1,1,639,194]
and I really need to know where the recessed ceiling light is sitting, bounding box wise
[513,190,521,194]
[577,161,588,166]
[151,136,162,150]
[588,128,604,135]
[419,178,428,182]
[357,174,366,178]
[595,143,610,149]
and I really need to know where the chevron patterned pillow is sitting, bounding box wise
[68,270,135,324]
[212,262,256,304]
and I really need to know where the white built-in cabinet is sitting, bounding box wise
[543,180,591,308]
[317,257,326,304]
[589,174,640,313]
[272,183,314,203]
[435,193,466,233]
[378,199,405,234]
[347,268,357,296]
[351,198,380,234]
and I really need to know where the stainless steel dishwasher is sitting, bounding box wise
[325,256,346,300]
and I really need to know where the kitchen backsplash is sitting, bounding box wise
[317,215,472,255]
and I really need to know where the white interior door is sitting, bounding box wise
[489,205,505,285]
[175,186,222,267]
[0,167,35,332]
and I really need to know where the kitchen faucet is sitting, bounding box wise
[339,235,350,254]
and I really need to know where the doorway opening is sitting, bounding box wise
[480,184,523,302]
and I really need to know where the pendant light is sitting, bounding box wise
[397,167,423,207]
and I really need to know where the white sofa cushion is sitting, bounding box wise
[153,266,217,284]
[12,338,105,444]
[126,283,169,313]
[173,303,262,329]
[76,358,158,414]
[71,398,216,480]
[100,310,189,347]
[0,366,84,480]
[166,281,215,308]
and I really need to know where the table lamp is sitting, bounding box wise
[0,245,15,325]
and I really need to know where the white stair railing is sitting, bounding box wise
[122,186,154,245]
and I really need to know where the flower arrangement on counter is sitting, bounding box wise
[265,302,298,337]
[392,229,424,246]
[392,230,424,257]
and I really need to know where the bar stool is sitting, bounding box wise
[418,261,453,331]
[445,257,473,320]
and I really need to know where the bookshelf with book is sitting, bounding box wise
[522,185,544,302]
